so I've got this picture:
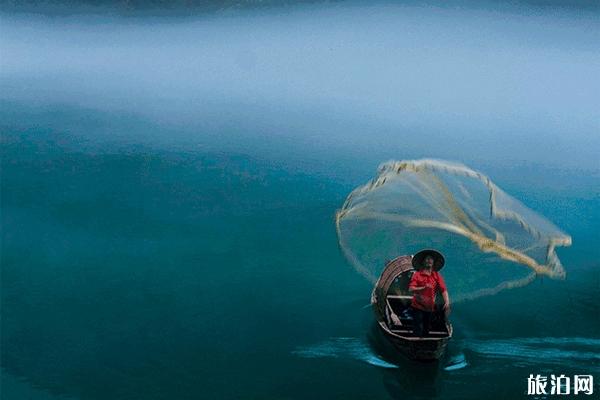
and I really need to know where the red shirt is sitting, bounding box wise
[408,270,447,312]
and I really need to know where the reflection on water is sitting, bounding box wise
[464,337,600,366]
[367,332,597,372]
[293,337,399,368]
[444,353,468,371]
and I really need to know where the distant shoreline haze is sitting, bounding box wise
[1,0,599,16]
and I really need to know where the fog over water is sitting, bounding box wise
[2,3,599,170]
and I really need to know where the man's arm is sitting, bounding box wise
[435,272,450,311]
[442,290,451,313]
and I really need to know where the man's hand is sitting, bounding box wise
[443,302,451,316]
[442,290,451,317]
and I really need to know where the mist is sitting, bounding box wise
[1,3,599,170]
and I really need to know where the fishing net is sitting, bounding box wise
[336,159,572,302]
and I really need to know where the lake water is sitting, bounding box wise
[1,2,599,399]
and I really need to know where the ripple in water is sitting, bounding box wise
[292,337,398,369]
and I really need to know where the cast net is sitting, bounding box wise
[335,159,572,302]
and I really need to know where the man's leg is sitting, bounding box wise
[412,307,424,337]
[422,311,432,336]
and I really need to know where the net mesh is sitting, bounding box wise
[335,159,572,302]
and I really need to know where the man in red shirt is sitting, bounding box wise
[408,249,451,337]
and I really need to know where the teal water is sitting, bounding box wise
[2,2,600,399]
[2,104,599,399]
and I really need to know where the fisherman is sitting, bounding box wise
[408,249,451,337]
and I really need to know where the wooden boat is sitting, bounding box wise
[371,254,452,360]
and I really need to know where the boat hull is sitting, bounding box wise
[376,320,451,361]
[371,255,452,361]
